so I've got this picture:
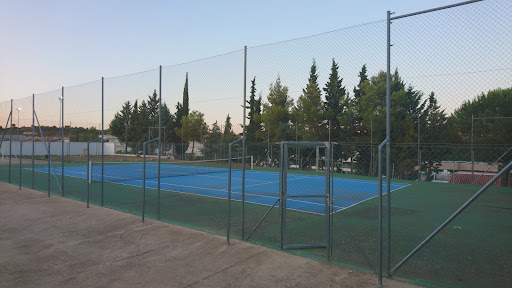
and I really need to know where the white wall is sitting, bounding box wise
[1,141,115,156]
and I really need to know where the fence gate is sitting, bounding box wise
[280,141,331,260]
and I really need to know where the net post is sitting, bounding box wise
[315,147,319,172]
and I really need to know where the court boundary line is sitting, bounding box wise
[29,167,411,215]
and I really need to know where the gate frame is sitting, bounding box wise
[280,141,331,260]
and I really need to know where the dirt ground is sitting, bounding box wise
[0,183,419,288]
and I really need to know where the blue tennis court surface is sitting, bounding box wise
[32,163,409,214]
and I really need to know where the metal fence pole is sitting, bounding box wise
[378,137,389,288]
[227,142,232,245]
[226,137,244,245]
[101,77,104,206]
[32,94,35,188]
[19,140,23,190]
[142,142,147,223]
[279,142,284,249]
[61,87,64,196]
[9,99,12,183]
[418,115,421,181]
[141,137,159,223]
[158,65,162,219]
[471,114,474,184]
[242,46,247,239]
[325,144,331,260]
[371,119,373,177]
[48,141,51,195]
[86,138,102,208]
[35,112,62,196]
[386,9,392,278]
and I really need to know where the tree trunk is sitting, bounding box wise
[426,166,431,181]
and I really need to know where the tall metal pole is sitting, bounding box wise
[242,46,247,239]
[158,65,162,219]
[19,140,22,190]
[385,9,392,284]
[9,99,12,183]
[61,87,64,196]
[227,143,233,245]
[371,119,373,177]
[295,121,298,167]
[125,123,128,155]
[418,115,421,181]
[101,78,105,206]
[32,94,35,188]
[142,142,147,223]
[267,123,270,165]
[471,114,474,184]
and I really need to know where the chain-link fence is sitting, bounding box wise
[0,0,510,287]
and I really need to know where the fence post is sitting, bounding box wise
[61,87,64,196]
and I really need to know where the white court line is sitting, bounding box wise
[30,167,409,215]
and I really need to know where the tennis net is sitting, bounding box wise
[89,156,253,183]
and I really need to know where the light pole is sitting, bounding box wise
[17,107,21,132]
[58,96,63,137]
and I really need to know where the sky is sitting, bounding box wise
[0,0,510,131]
[0,0,470,101]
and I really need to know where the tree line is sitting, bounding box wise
[108,59,511,184]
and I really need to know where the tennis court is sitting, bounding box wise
[32,161,409,214]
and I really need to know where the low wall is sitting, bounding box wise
[1,141,115,156]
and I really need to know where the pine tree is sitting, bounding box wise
[323,59,347,141]
[223,114,237,143]
[293,60,323,141]
[183,73,189,116]
[246,77,262,143]
[109,101,132,141]
[262,77,294,142]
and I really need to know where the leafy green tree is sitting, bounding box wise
[293,60,324,141]
[202,120,223,159]
[450,87,512,186]
[354,70,423,178]
[174,110,206,159]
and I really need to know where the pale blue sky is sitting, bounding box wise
[0,0,510,131]
[1,0,466,101]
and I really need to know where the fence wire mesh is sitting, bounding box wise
[0,1,510,287]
